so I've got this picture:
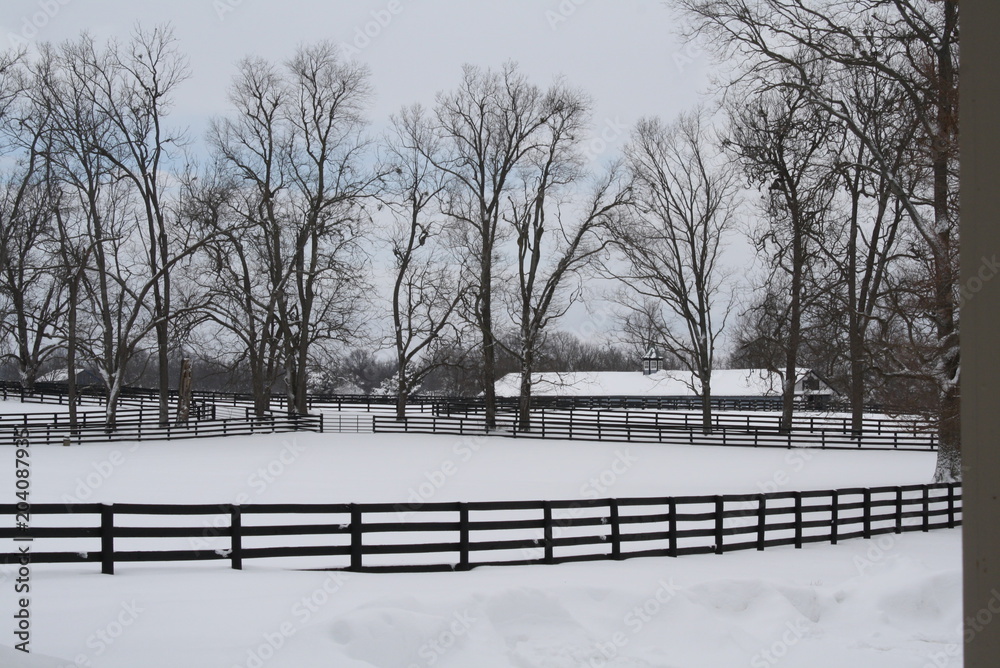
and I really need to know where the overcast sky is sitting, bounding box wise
[2,0,712,154]
[1,0,748,350]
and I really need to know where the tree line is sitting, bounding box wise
[0,0,959,480]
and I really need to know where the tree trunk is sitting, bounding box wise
[782,251,803,431]
[176,358,193,425]
[700,373,713,435]
[66,277,79,434]
[156,317,170,426]
[480,252,497,430]
[105,377,120,431]
[932,0,960,482]
[396,355,409,422]
[847,169,865,434]
[517,350,533,433]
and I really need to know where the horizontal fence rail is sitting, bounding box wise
[1,380,920,418]
[1,381,934,448]
[502,408,932,437]
[0,483,960,574]
[371,415,937,450]
[5,413,323,446]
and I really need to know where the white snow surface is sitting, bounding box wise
[0,400,74,416]
[1,533,962,667]
[495,368,805,398]
[0,429,960,666]
[11,432,937,504]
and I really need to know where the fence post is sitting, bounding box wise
[922,486,930,532]
[895,487,903,534]
[543,502,554,564]
[756,494,766,551]
[948,483,956,528]
[863,489,872,539]
[231,505,243,570]
[458,503,470,571]
[830,490,839,545]
[101,504,115,575]
[668,498,678,557]
[610,499,622,560]
[350,504,363,571]
[714,496,725,555]
[794,492,803,549]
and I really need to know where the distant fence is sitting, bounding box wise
[439,395,901,415]
[6,413,323,446]
[1,380,916,417]
[0,483,960,574]
[500,408,930,437]
[371,414,937,450]
[0,407,162,430]
[0,381,935,448]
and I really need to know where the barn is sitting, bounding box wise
[494,363,836,409]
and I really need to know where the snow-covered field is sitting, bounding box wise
[8,431,939,504]
[1,532,962,668]
[0,406,961,667]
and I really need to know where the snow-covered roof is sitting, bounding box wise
[495,368,825,398]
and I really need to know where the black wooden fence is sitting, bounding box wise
[6,413,324,446]
[371,415,937,451]
[0,482,960,574]
[1,380,915,417]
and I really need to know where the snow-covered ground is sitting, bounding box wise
[1,532,962,667]
[0,421,960,666]
[9,431,937,504]
[0,400,76,416]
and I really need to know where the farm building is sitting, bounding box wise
[494,366,836,408]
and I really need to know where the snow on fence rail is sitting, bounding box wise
[371,415,937,450]
[0,483,960,574]
[4,413,324,446]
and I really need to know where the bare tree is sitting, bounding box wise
[417,63,554,430]
[501,82,630,430]
[678,0,960,479]
[726,84,840,430]
[610,111,739,434]
[35,35,209,428]
[826,63,916,430]
[208,44,375,415]
[380,106,465,420]
[0,56,65,391]
[66,26,191,425]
